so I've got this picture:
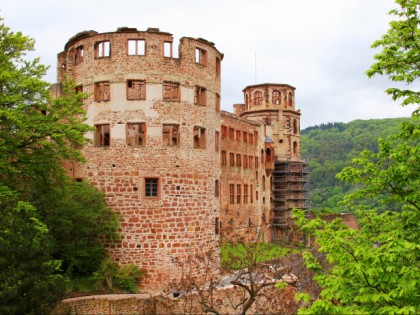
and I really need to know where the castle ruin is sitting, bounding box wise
[56,27,308,292]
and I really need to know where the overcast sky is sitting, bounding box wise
[1,0,416,128]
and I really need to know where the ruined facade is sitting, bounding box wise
[56,28,307,291]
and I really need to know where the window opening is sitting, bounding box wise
[74,45,84,65]
[162,124,179,146]
[164,41,172,57]
[95,41,110,58]
[193,126,206,149]
[127,123,146,147]
[229,184,235,204]
[221,150,227,165]
[236,130,241,142]
[195,47,207,65]
[215,131,220,152]
[236,154,241,167]
[216,57,221,77]
[95,81,110,101]
[163,81,180,102]
[128,39,145,55]
[244,184,248,204]
[194,86,206,105]
[145,178,159,197]
[127,80,146,100]
[229,152,235,167]
[272,90,281,105]
[95,124,110,147]
[215,180,220,197]
[236,184,241,204]
[253,91,262,105]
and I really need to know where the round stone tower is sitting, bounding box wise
[56,27,223,291]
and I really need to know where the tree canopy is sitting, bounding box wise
[0,18,119,314]
[296,0,420,313]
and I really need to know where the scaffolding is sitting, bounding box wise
[272,159,309,242]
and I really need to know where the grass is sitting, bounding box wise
[220,242,297,270]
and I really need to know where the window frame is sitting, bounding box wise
[193,126,206,149]
[126,122,146,147]
[74,45,84,65]
[94,81,110,102]
[163,81,180,102]
[95,40,111,58]
[144,177,160,199]
[162,124,180,147]
[94,124,110,147]
[127,79,146,100]
[195,47,207,66]
[128,39,146,56]
[194,86,207,106]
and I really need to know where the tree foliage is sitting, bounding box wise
[296,0,420,313]
[301,118,408,213]
[0,18,120,312]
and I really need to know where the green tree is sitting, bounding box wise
[0,18,120,311]
[0,187,66,315]
[296,0,420,313]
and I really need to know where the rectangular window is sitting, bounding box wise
[162,124,179,146]
[254,131,258,145]
[164,41,172,57]
[236,130,241,142]
[145,178,159,198]
[94,124,110,147]
[249,156,253,169]
[229,184,235,204]
[221,150,227,165]
[236,154,241,167]
[126,123,146,147]
[193,126,206,149]
[95,40,110,58]
[255,156,259,168]
[128,39,145,55]
[249,133,254,145]
[163,81,180,102]
[229,152,235,167]
[250,184,254,203]
[215,217,220,235]
[243,154,248,168]
[95,81,110,102]
[215,179,220,197]
[194,86,206,106]
[195,47,207,65]
[221,125,228,138]
[236,184,241,204]
[127,80,146,100]
[74,45,84,65]
[229,128,235,140]
[244,184,248,204]
[216,57,221,77]
[215,131,220,152]
[216,93,220,112]
[243,132,248,143]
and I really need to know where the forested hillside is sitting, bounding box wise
[300,117,409,213]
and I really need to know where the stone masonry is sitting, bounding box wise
[56,27,307,292]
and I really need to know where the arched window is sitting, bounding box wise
[293,141,298,154]
[293,119,298,135]
[253,91,262,105]
[266,148,271,163]
[272,90,281,105]
[288,92,293,107]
